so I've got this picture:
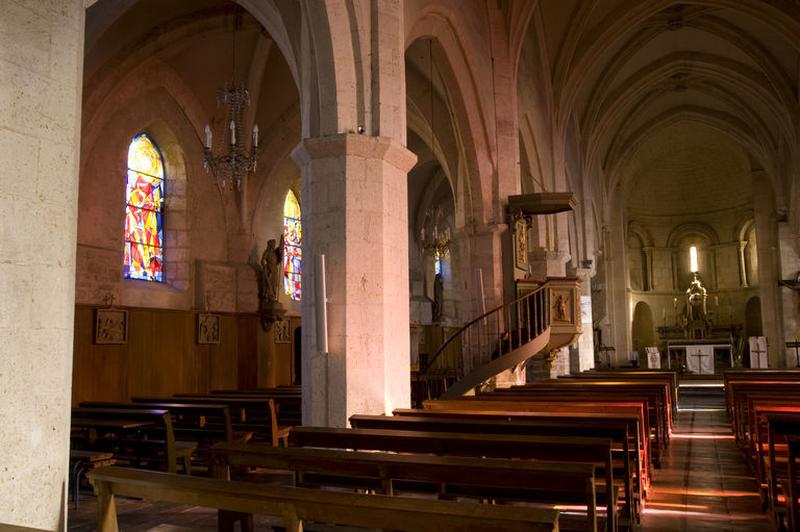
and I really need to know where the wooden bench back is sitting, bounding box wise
[87,466,560,532]
[211,441,598,530]
[79,401,234,443]
[132,396,282,446]
[71,407,179,473]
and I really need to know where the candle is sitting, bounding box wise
[204,124,212,149]
[230,120,236,145]
[253,124,259,148]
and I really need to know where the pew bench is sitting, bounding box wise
[87,466,560,532]
[71,407,195,475]
[212,442,600,531]
[289,426,620,531]
[133,395,290,447]
[765,413,800,529]
[393,407,648,506]
[350,413,639,522]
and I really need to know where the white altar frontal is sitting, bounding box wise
[667,341,732,374]
[685,345,714,375]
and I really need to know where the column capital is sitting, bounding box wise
[292,133,417,174]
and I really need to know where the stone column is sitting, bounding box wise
[737,240,749,287]
[0,2,84,529]
[752,170,785,367]
[292,134,416,427]
[643,247,654,291]
[572,267,596,372]
[606,206,630,366]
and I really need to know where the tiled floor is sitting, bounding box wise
[640,392,773,531]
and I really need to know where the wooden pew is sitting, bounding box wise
[563,371,678,415]
[393,407,648,499]
[204,390,302,423]
[79,401,235,444]
[71,407,194,474]
[289,426,619,531]
[505,380,672,444]
[132,396,289,447]
[724,370,800,412]
[744,401,800,492]
[425,398,654,471]
[212,442,599,531]
[88,466,560,532]
[727,383,800,442]
[350,413,637,523]
[765,412,800,529]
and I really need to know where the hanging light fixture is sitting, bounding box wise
[203,8,259,191]
[418,40,451,267]
[420,204,451,256]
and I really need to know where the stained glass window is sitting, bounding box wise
[434,248,448,277]
[124,133,164,282]
[283,190,302,300]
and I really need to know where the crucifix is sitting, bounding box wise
[749,336,768,368]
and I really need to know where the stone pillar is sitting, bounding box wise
[572,267,596,372]
[643,247,654,291]
[0,2,84,529]
[293,134,416,427]
[778,222,800,366]
[752,170,785,367]
[606,206,630,366]
[737,240,749,287]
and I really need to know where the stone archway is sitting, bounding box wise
[745,296,763,338]
[631,301,656,365]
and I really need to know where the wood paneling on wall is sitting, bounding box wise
[71,305,297,404]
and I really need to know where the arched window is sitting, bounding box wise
[283,190,302,300]
[124,133,164,282]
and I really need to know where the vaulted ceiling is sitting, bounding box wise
[523,0,800,212]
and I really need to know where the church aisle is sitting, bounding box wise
[640,391,771,531]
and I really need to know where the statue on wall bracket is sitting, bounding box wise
[252,237,287,332]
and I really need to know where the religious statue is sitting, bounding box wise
[261,238,282,303]
[251,238,286,332]
[684,272,710,338]
[554,294,569,321]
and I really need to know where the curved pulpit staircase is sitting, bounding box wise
[417,278,582,401]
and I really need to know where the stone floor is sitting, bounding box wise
[640,391,773,531]
[68,391,775,531]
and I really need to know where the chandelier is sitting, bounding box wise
[420,204,451,256]
[203,10,259,191]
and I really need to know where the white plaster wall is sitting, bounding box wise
[0,1,84,528]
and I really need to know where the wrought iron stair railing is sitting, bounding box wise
[418,283,551,402]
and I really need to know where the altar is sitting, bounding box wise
[666,340,733,374]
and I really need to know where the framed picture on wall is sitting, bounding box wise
[197,313,221,344]
[514,217,528,270]
[95,308,128,344]
[274,319,291,344]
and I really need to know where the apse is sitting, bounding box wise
[622,121,759,370]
